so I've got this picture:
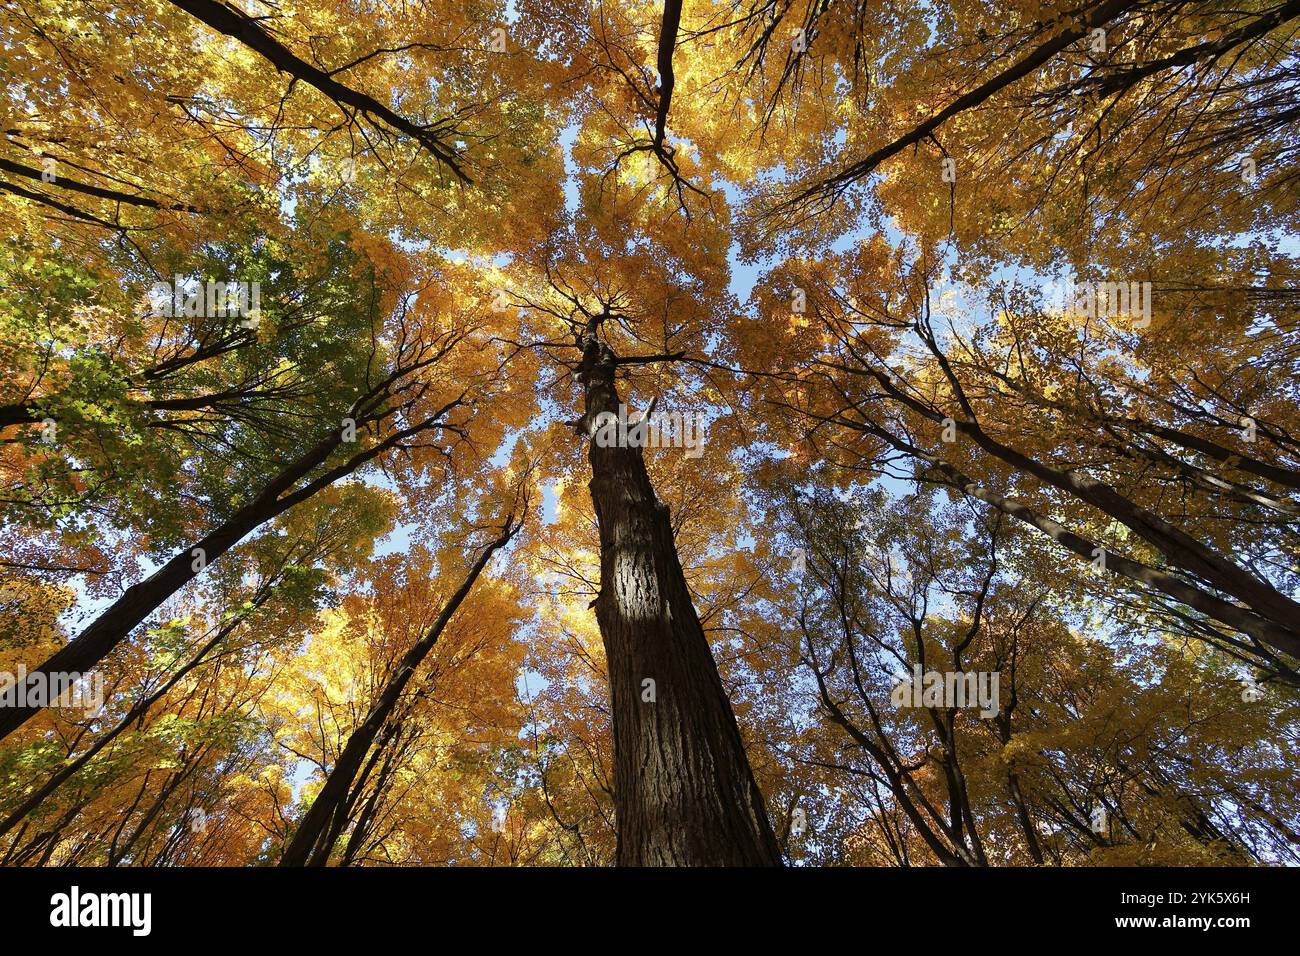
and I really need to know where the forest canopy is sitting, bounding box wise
[0,0,1297,867]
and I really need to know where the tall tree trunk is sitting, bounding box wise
[278,519,518,866]
[579,336,781,866]
[870,357,1300,639]
[845,411,1300,659]
[0,397,448,742]
[0,615,237,840]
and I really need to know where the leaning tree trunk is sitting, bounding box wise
[579,336,781,866]
[278,520,517,866]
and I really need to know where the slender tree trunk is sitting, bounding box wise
[872,360,1300,636]
[1006,771,1045,864]
[579,336,781,866]
[0,617,234,839]
[850,413,1300,658]
[167,0,467,179]
[278,520,518,866]
[0,398,443,742]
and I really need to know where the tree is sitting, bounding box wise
[278,498,525,866]
[2,0,1298,868]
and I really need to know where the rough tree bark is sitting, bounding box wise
[578,333,782,866]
